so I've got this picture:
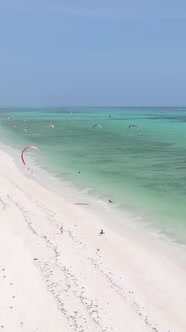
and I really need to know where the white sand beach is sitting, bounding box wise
[0,147,186,332]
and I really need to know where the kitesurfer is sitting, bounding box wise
[127,124,141,135]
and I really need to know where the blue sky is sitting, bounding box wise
[0,0,186,107]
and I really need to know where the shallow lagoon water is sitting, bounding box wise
[1,107,186,243]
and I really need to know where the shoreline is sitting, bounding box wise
[1,113,186,246]
[0,146,186,331]
[1,139,186,254]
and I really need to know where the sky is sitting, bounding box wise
[0,0,186,107]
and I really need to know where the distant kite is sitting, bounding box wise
[92,124,102,130]
[127,124,141,135]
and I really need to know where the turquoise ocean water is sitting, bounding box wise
[0,107,186,243]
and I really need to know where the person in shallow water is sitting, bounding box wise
[108,199,112,203]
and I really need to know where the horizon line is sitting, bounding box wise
[0,105,186,110]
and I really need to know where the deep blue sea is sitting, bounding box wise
[1,107,186,243]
